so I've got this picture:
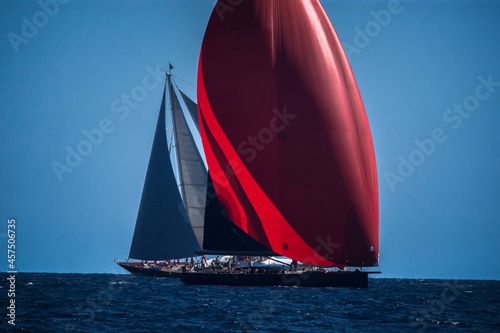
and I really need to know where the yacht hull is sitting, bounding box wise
[117,263,369,288]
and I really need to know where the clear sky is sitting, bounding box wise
[1,0,499,279]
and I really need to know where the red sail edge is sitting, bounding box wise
[198,0,379,267]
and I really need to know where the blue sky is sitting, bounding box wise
[1,0,499,279]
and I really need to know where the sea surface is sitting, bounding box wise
[1,273,499,332]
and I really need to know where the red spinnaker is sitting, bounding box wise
[198,0,378,267]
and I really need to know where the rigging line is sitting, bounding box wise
[227,220,258,251]
[172,74,196,89]
[268,257,292,267]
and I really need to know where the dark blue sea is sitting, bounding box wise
[1,273,499,332]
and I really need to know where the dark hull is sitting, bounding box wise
[117,263,183,278]
[180,271,368,288]
[117,262,369,288]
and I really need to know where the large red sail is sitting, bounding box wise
[198,0,378,267]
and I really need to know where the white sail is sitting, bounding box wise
[168,75,207,248]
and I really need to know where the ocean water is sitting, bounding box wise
[1,273,499,332]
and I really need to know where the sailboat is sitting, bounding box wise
[117,0,380,287]
[116,70,275,277]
